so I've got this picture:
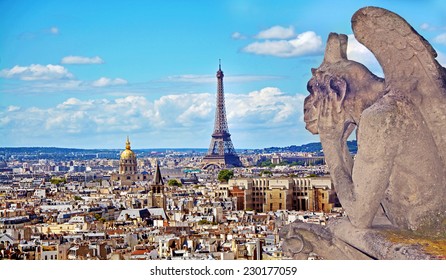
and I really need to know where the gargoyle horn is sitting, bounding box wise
[323,33,348,64]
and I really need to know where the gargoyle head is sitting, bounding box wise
[304,33,349,134]
[304,33,385,137]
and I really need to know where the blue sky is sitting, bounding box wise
[1,0,446,149]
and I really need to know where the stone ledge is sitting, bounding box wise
[280,218,443,260]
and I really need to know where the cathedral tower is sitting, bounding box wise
[148,161,166,209]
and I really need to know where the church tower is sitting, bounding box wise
[148,161,166,209]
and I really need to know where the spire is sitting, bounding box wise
[216,59,223,78]
[153,161,163,185]
[125,136,131,150]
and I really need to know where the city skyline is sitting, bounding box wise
[1,0,446,149]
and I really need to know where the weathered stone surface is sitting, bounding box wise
[304,6,446,234]
[280,220,373,260]
[283,6,446,259]
[280,219,437,260]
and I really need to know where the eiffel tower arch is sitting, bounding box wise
[202,61,242,168]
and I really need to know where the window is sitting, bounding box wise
[279,203,282,209]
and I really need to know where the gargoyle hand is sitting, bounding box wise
[317,76,348,140]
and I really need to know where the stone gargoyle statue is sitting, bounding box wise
[281,6,446,259]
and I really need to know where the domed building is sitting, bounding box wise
[119,136,137,175]
[111,137,148,186]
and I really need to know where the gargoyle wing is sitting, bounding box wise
[352,6,445,94]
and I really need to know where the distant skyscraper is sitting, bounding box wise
[202,61,242,168]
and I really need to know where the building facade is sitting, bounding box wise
[226,176,338,212]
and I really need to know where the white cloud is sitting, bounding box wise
[227,87,304,126]
[153,93,213,127]
[0,64,74,81]
[61,55,104,64]
[433,33,446,45]
[7,106,20,112]
[418,23,446,32]
[165,74,283,84]
[165,74,213,83]
[18,26,60,40]
[33,80,84,90]
[255,25,295,39]
[231,32,246,40]
[50,27,59,34]
[92,77,128,87]
[420,23,430,31]
[1,88,307,147]
[437,51,446,67]
[0,74,128,92]
[243,31,323,57]
[346,35,382,76]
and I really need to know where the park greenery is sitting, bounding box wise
[217,169,234,182]
[50,177,66,186]
[167,179,182,187]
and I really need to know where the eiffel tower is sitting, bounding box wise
[202,61,242,168]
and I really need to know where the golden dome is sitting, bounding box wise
[120,136,136,160]
[120,149,135,159]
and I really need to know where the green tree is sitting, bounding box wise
[167,179,182,187]
[260,170,272,177]
[259,159,273,167]
[50,177,66,186]
[218,169,234,182]
[198,219,212,225]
